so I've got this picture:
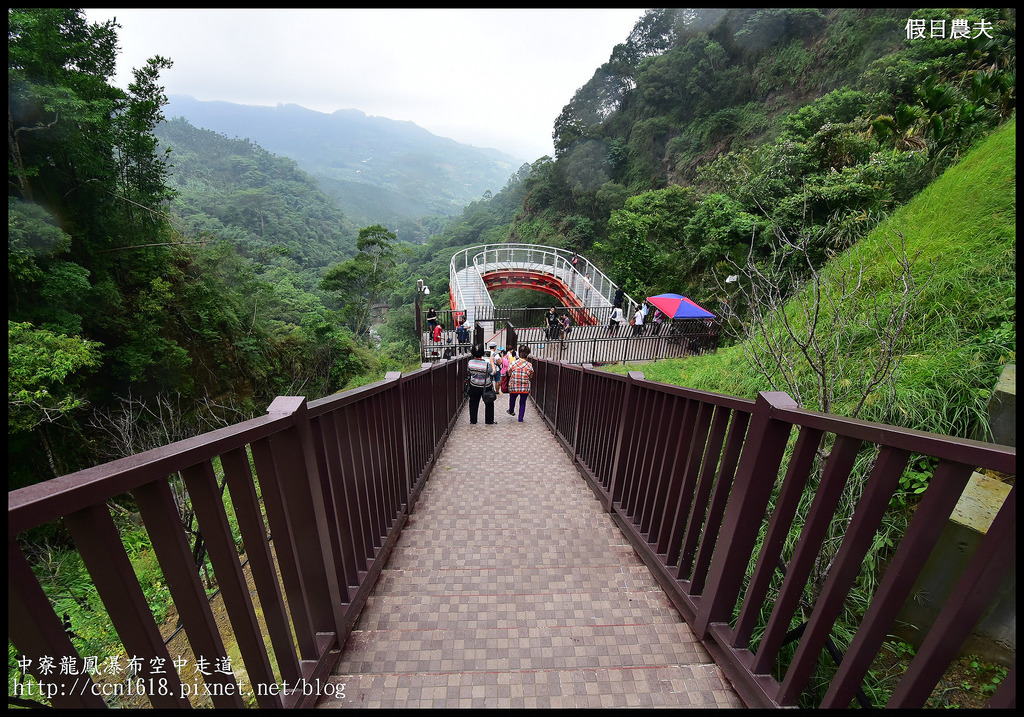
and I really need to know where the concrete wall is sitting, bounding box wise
[896,363,1016,666]
[895,472,1015,665]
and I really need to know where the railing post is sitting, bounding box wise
[694,390,799,638]
[386,371,412,504]
[8,542,108,709]
[571,364,591,454]
[265,396,346,641]
[547,360,560,423]
[606,371,644,512]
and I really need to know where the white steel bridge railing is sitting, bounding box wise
[449,244,637,330]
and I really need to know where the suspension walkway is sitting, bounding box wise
[448,244,627,335]
[316,399,742,709]
[421,243,720,364]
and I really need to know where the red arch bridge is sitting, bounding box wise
[416,244,720,364]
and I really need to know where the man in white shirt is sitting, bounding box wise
[608,306,625,335]
[632,306,645,336]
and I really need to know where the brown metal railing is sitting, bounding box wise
[9,353,1015,709]
[8,359,466,709]
[529,358,1015,709]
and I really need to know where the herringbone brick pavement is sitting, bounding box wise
[316,396,742,709]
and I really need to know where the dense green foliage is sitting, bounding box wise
[319,224,400,342]
[602,117,1015,708]
[7,9,408,491]
[411,9,1013,315]
[399,8,1014,436]
[7,7,1016,708]
[155,117,358,269]
[607,118,1016,436]
[8,5,1015,498]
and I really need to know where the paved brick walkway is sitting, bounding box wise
[316,397,742,709]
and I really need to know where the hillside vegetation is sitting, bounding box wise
[155,117,359,270]
[605,118,1016,441]
[8,8,1016,492]
[406,8,1014,439]
[6,8,1015,708]
[410,8,1014,313]
[8,10,413,491]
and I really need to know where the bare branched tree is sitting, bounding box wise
[717,220,932,421]
[716,216,934,608]
[87,391,248,461]
[87,392,251,538]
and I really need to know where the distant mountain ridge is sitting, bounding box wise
[163,95,526,227]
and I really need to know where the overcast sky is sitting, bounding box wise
[82,8,646,162]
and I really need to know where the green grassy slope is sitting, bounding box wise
[608,118,1015,440]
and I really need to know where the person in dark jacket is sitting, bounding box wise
[545,307,560,341]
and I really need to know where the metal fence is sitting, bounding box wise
[420,306,720,365]
[8,360,467,709]
[529,358,1015,709]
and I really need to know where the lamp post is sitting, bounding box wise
[414,279,430,344]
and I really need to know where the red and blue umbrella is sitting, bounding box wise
[647,293,715,319]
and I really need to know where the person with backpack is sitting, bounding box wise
[487,342,502,394]
[465,344,495,425]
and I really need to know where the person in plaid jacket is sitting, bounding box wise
[504,345,534,422]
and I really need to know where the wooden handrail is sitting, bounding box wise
[528,356,1015,710]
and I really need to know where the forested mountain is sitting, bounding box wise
[410,8,1015,314]
[154,117,358,271]
[164,94,525,238]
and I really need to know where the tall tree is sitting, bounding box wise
[8,9,182,392]
[8,9,186,486]
[319,225,399,342]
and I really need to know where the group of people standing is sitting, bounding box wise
[428,307,472,344]
[465,342,534,425]
[607,300,664,336]
[544,307,573,345]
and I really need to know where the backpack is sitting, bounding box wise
[468,360,490,387]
